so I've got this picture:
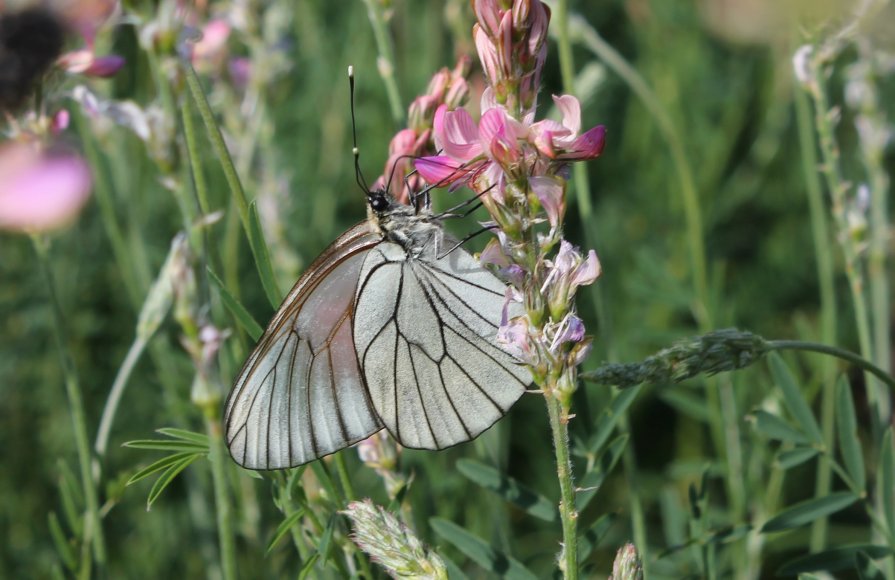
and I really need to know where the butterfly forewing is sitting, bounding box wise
[225,222,383,469]
[353,240,531,450]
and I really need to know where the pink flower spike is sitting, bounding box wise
[561,125,607,160]
[414,156,468,186]
[84,54,126,77]
[0,144,92,233]
[531,175,564,227]
[571,250,601,287]
[434,105,483,161]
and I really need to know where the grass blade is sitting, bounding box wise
[836,376,865,491]
[761,491,859,533]
[587,385,642,454]
[430,518,539,580]
[880,427,895,535]
[48,512,77,571]
[457,459,556,522]
[247,201,282,308]
[578,511,617,562]
[207,267,263,341]
[577,435,628,511]
[155,428,210,446]
[776,545,892,575]
[768,353,823,444]
[266,508,305,554]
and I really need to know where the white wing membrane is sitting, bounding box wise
[354,240,531,450]
[225,224,383,469]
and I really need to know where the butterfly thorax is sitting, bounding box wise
[367,190,442,259]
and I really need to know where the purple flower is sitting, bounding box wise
[541,240,601,320]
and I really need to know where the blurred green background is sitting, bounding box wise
[1,0,892,577]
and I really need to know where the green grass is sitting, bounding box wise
[1,0,893,578]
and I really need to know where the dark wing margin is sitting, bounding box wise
[353,241,531,451]
[224,222,384,469]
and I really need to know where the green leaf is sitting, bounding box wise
[309,461,340,505]
[659,388,712,423]
[579,512,617,562]
[57,462,83,537]
[123,439,209,453]
[267,508,305,554]
[207,267,264,341]
[576,435,628,511]
[586,385,642,454]
[127,452,202,486]
[880,427,895,535]
[761,491,859,533]
[48,512,76,571]
[855,551,886,580]
[705,524,752,544]
[776,545,892,575]
[768,353,823,444]
[776,447,820,470]
[248,201,282,308]
[440,553,469,580]
[750,410,813,445]
[836,376,865,491]
[298,554,320,580]
[155,428,209,446]
[316,514,336,567]
[456,459,556,522]
[147,454,201,510]
[430,518,539,580]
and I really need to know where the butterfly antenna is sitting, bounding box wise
[348,66,371,194]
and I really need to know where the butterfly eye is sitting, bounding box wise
[368,192,389,213]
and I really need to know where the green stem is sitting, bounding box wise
[204,407,238,580]
[796,82,838,552]
[804,55,881,437]
[546,393,578,579]
[94,337,147,459]
[32,235,107,568]
[361,0,404,123]
[767,340,895,391]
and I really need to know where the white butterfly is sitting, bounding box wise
[224,188,532,469]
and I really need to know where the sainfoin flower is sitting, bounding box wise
[0,142,92,232]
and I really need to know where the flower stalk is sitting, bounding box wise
[413,1,606,575]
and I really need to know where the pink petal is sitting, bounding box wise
[84,54,125,77]
[414,156,468,186]
[571,250,601,287]
[474,24,500,85]
[0,147,92,232]
[434,105,483,161]
[560,125,607,160]
[496,10,514,77]
[479,238,509,268]
[480,87,498,114]
[474,0,501,36]
[531,175,564,227]
[553,94,581,136]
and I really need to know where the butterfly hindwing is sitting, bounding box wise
[353,239,531,450]
[225,223,383,469]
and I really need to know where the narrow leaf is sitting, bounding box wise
[430,518,539,580]
[579,512,617,562]
[207,267,263,341]
[587,385,642,454]
[659,388,712,423]
[298,554,320,580]
[267,509,305,554]
[836,376,865,491]
[57,464,83,537]
[776,447,820,470]
[123,439,209,453]
[316,515,336,567]
[309,461,340,505]
[147,455,201,510]
[127,452,201,486]
[577,435,628,511]
[155,428,210,446]
[48,512,76,571]
[768,353,823,444]
[776,545,892,575]
[248,201,282,308]
[761,491,859,533]
[855,551,886,580]
[440,553,469,580]
[457,459,556,522]
[750,410,813,445]
[706,524,752,545]
[880,427,895,535]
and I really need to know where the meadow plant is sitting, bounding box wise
[4,1,895,578]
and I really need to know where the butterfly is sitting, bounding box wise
[224,186,532,469]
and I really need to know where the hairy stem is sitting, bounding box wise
[546,388,578,579]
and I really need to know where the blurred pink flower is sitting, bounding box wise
[58,49,126,77]
[0,143,92,232]
[191,19,231,71]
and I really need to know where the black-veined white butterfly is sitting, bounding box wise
[224,147,532,470]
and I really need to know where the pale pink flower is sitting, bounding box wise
[547,314,585,354]
[528,95,606,160]
[58,50,126,77]
[498,316,535,365]
[0,143,92,232]
[191,19,231,71]
[541,240,601,320]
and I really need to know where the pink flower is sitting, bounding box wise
[528,95,606,160]
[58,49,126,77]
[0,143,92,232]
[547,314,585,354]
[530,175,564,228]
[541,240,601,320]
[191,19,231,71]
